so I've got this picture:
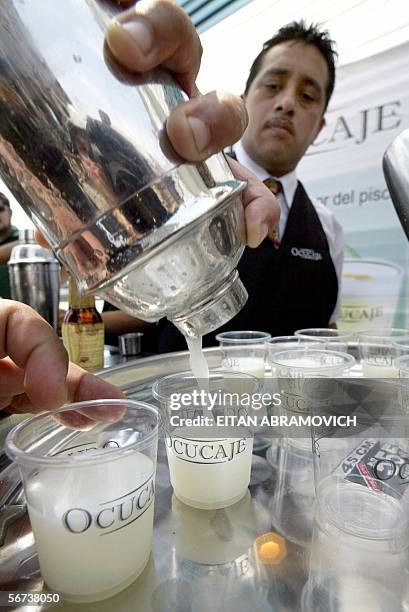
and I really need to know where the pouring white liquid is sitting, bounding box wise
[186,335,209,382]
[161,335,252,509]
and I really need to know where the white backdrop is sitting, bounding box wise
[299,41,409,329]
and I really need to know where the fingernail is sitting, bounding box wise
[187,116,211,152]
[110,18,152,55]
[54,411,96,431]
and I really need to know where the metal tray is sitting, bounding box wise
[0,348,362,611]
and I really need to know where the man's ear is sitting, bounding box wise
[311,116,325,144]
[317,116,326,135]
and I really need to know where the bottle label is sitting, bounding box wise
[62,322,104,371]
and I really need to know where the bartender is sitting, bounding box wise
[157,20,344,352]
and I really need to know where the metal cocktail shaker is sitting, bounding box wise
[383,129,409,241]
[8,230,60,330]
[0,0,247,339]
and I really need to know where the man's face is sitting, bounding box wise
[0,204,11,231]
[241,41,329,177]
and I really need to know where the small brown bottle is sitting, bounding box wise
[62,277,104,371]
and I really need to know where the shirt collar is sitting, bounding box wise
[233,141,298,208]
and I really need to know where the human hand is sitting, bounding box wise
[0,300,124,427]
[106,0,279,247]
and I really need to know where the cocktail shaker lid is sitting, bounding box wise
[8,229,59,266]
[20,229,36,244]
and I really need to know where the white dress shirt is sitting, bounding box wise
[233,141,344,324]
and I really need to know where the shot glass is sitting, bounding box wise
[302,473,409,612]
[357,328,408,377]
[152,370,259,509]
[118,332,143,356]
[5,399,160,603]
[215,331,272,378]
[294,328,354,354]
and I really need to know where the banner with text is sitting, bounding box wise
[299,41,409,330]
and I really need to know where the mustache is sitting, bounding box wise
[263,117,295,135]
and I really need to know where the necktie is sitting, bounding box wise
[263,178,282,248]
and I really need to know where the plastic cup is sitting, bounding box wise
[266,335,323,360]
[270,437,316,547]
[395,354,409,379]
[268,349,355,546]
[309,375,409,484]
[302,473,409,612]
[357,328,408,377]
[294,328,354,354]
[270,349,355,416]
[338,259,404,333]
[5,399,160,603]
[152,370,259,510]
[215,331,271,378]
[265,337,324,468]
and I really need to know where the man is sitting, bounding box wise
[0,193,19,299]
[157,20,343,352]
[2,0,277,415]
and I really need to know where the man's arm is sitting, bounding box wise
[101,310,153,336]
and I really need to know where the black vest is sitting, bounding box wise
[157,181,338,352]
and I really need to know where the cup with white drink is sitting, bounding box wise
[152,370,259,510]
[5,399,160,603]
[265,336,324,469]
[357,328,408,377]
[338,259,404,334]
[215,331,272,378]
[215,331,271,453]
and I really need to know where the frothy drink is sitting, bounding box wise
[26,452,155,602]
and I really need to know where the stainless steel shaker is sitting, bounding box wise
[8,230,60,330]
[383,129,409,241]
[0,0,247,339]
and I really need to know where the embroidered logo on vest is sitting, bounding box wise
[291,247,323,261]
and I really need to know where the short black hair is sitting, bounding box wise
[0,193,10,208]
[244,20,337,112]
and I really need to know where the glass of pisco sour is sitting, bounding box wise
[153,369,260,509]
[6,399,160,603]
[216,331,271,378]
